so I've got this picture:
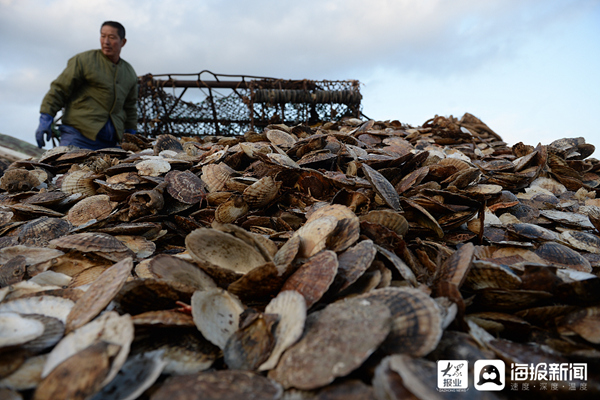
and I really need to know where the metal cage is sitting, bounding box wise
[137,71,363,137]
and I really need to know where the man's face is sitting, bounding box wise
[100,25,126,63]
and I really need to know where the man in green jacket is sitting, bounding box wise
[35,21,138,150]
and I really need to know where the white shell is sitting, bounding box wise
[0,353,48,390]
[0,296,74,323]
[191,288,244,350]
[259,291,307,371]
[186,228,267,275]
[136,157,171,176]
[0,312,45,348]
[41,311,134,388]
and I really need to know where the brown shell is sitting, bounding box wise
[214,194,249,224]
[154,134,184,155]
[358,287,443,357]
[223,311,278,370]
[112,278,195,316]
[136,157,171,177]
[165,170,206,204]
[361,163,401,211]
[359,210,408,236]
[106,171,142,186]
[268,296,391,390]
[464,260,522,291]
[242,176,281,208]
[144,254,217,290]
[266,129,297,148]
[556,306,600,343]
[48,232,131,254]
[22,191,68,207]
[17,217,71,247]
[201,163,233,193]
[186,228,267,284]
[34,341,120,400]
[66,195,116,226]
[534,241,592,272]
[61,170,97,197]
[0,169,41,193]
[330,240,377,294]
[65,257,133,333]
[150,370,283,400]
[281,250,338,309]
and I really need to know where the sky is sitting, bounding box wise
[1,0,599,154]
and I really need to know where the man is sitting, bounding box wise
[35,21,138,150]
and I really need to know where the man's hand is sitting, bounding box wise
[35,113,54,148]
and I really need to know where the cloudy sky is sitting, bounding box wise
[1,0,599,153]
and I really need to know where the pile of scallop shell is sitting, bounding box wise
[1,112,600,399]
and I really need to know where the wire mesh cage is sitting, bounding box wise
[137,71,363,137]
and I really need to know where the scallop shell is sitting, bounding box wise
[556,306,600,344]
[112,278,195,316]
[48,232,130,254]
[60,170,97,197]
[154,134,184,155]
[22,191,68,207]
[114,235,156,260]
[358,287,443,357]
[41,311,133,388]
[242,176,281,208]
[214,194,249,224]
[135,157,171,177]
[90,350,166,400]
[0,296,74,323]
[191,288,245,350]
[359,210,408,236]
[34,341,121,400]
[0,246,64,267]
[266,129,297,148]
[539,209,594,229]
[373,355,439,400]
[223,311,277,370]
[560,230,600,254]
[17,217,71,247]
[201,163,232,193]
[186,228,267,283]
[330,240,377,294]
[20,314,65,353]
[509,223,560,242]
[66,195,116,226]
[0,255,26,287]
[65,257,133,333]
[0,353,47,391]
[464,260,522,290]
[361,164,401,211]
[165,170,206,204]
[258,290,307,371]
[0,169,41,193]
[281,250,338,309]
[292,215,338,259]
[143,254,217,290]
[0,312,45,349]
[150,370,283,400]
[534,241,592,272]
[268,296,391,390]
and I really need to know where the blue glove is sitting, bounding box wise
[125,129,137,135]
[35,113,54,148]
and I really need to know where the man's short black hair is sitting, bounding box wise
[101,21,126,39]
